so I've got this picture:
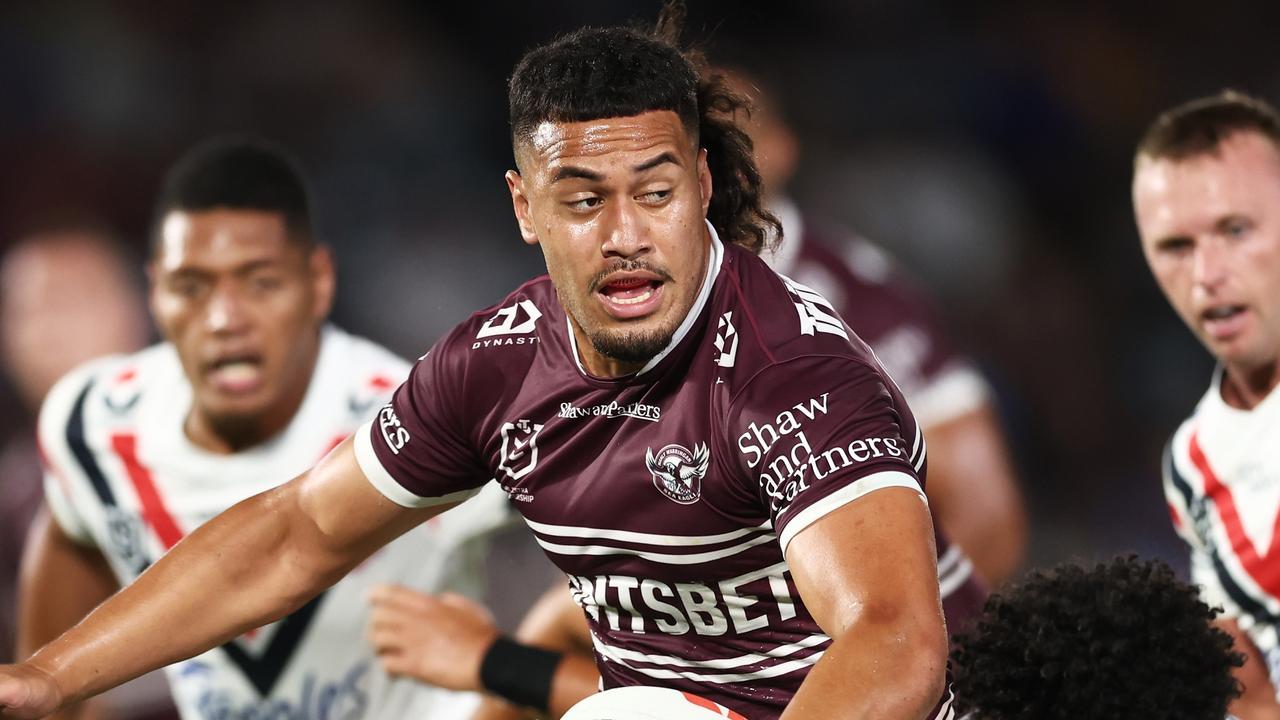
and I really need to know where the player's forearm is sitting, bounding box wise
[545,654,599,718]
[782,618,947,720]
[467,653,600,720]
[926,408,1027,586]
[17,511,118,661]
[945,505,1026,587]
[17,511,120,720]
[24,483,353,707]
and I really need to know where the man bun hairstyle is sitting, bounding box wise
[1136,89,1280,165]
[507,1,779,254]
[153,136,314,251]
[952,556,1242,720]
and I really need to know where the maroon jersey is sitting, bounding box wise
[766,201,989,630]
[357,229,954,719]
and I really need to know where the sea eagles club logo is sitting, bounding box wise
[646,443,710,504]
[498,418,544,480]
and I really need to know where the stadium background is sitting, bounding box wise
[3,0,1278,594]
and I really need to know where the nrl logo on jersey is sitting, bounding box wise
[646,443,710,505]
[498,418,544,481]
[474,299,543,349]
[713,311,738,368]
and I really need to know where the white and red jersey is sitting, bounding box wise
[1165,368,1280,698]
[37,326,513,720]
[357,225,955,719]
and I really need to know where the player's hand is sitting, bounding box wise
[367,585,500,692]
[0,663,63,719]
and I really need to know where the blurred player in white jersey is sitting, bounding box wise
[18,138,509,720]
[1134,90,1280,717]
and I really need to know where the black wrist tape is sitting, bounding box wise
[478,636,564,712]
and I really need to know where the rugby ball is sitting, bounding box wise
[561,686,747,720]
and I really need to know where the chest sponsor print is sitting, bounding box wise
[647,443,710,505]
[559,400,661,422]
[735,393,906,513]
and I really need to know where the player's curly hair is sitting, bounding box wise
[507,1,779,255]
[951,556,1243,720]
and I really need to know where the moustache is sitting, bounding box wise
[588,260,674,293]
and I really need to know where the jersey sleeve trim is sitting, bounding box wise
[906,364,990,429]
[777,470,925,556]
[354,420,481,509]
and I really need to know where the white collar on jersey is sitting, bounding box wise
[566,219,725,379]
[761,196,805,277]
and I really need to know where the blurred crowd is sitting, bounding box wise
[4,0,1280,663]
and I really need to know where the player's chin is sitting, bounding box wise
[197,386,276,421]
[590,322,676,363]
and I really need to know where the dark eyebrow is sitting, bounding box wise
[1215,214,1252,232]
[550,165,604,183]
[634,152,680,173]
[1154,234,1192,251]
[549,152,681,184]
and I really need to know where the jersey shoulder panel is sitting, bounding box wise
[316,326,412,424]
[37,345,178,467]
[359,276,560,506]
[428,274,558,386]
[717,243,879,379]
[36,345,178,542]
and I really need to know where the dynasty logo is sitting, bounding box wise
[646,443,710,504]
[474,299,542,349]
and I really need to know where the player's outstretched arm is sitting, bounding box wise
[923,403,1026,585]
[368,582,599,720]
[782,486,948,720]
[0,437,448,720]
[1217,618,1280,719]
[16,507,120,720]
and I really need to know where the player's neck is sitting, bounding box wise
[1220,360,1280,410]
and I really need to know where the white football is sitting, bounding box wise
[561,686,746,720]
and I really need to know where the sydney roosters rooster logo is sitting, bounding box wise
[646,443,710,504]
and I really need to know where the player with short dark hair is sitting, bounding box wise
[951,556,1242,720]
[1133,89,1280,717]
[0,8,949,720]
[153,137,315,246]
[17,137,510,720]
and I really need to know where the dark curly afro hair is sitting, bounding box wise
[952,556,1243,720]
